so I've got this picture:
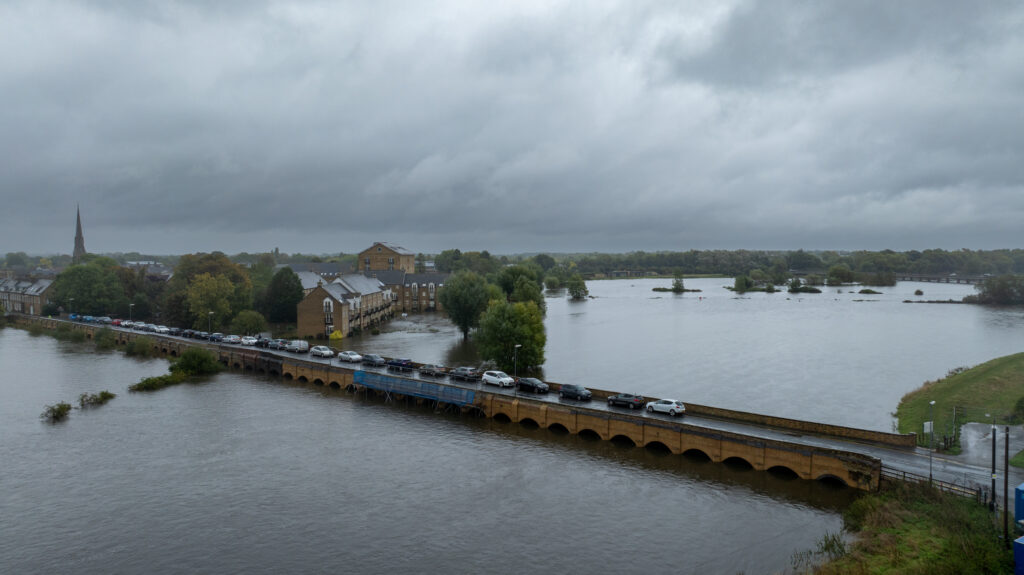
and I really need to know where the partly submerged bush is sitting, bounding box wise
[41,402,72,422]
[129,372,187,392]
[94,327,118,350]
[125,336,154,357]
[78,390,116,407]
[170,348,221,376]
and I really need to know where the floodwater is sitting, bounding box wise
[1,326,854,574]
[5,278,1019,573]
[351,278,1024,431]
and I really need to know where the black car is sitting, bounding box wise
[559,384,592,400]
[255,337,272,348]
[167,327,182,336]
[607,393,645,409]
[387,358,415,372]
[516,377,549,393]
[362,354,387,367]
[195,331,209,340]
[449,366,481,381]
[418,364,449,377]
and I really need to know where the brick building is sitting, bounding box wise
[358,242,415,273]
[296,274,393,339]
[0,278,54,316]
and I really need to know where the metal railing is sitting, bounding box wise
[880,465,985,503]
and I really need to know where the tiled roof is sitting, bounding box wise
[364,270,407,286]
[294,271,325,290]
[0,278,53,296]
[333,274,385,296]
[404,272,449,286]
[370,242,413,256]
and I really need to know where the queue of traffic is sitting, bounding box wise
[69,314,685,416]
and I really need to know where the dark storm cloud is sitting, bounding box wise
[2,0,1024,256]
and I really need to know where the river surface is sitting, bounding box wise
[4,278,1021,574]
[351,278,1024,431]
[1,326,857,574]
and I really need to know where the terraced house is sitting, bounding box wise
[0,278,54,316]
[358,242,415,272]
[296,274,393,339]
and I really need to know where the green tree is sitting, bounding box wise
[162,252,253,328]
[567,274,588,300]
[231,310,268,335]
[476,300,546,373]
[733,275,753,292]
[4,251,29,268]
[187,273,234,331]
[51,259,129,316]
[544,275,564,290]
[510,275,545,311]
[438,271,492,338]
[496,264,540,298]
[671,271,685,293]
[827,264,855,285]
[265,267,304,323]
[532,253,556,272]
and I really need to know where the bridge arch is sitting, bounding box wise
[723,456,754,470]
[578,428,603,441]
[329,381,341,390]
[493,412,512,423]
[283,372,294,381]
[519,417,539,428]
[548,423,570,435]
[610,434,637,447]
[816,474,849,488]
[297,375,308,382]
[682,448,712,462]
[767,465,800,480]
[313,378,324,386]
[644,440,672,454]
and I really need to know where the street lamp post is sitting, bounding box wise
[513,344,522,398]
[928,400,935,483]
[988,413,997,510]
[208,311,214,334]
[129,303,135,322]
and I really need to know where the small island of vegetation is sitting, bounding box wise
[129,347,222,392]
[652,272,701,293]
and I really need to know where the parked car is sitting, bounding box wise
[449,366,481,381]
[337,350,363,363]
[559,384,592,400]
[254,337,272,348]
[387,358,415,372]
[607,393,646,409]
[361,354,387,367]
[515,377,548,393]
[223,334,242,344]
[168,327,182,336]
[482,370,515,387]
[195,331,209,340]
[285,340,310,353]
[418,364,448,377]
[240,336,258,346]
[209,333,224,342]
[310,345,335,358]
[645,399,686,417]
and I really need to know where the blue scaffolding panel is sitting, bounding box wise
[353,371,476,406]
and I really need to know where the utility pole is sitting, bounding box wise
[1005,426,1010,549]
[991,414,997,511]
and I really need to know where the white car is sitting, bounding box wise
[240,336,258,346]
[154,325,170,334]
[645,399,686,417]
[310,345,335,358]
[482,370,515,388]
[337,350,362,363]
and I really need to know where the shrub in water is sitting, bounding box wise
[94,327,118,350]
[170,348,222,376]
[78,390,116,407]
[41,402,72,422]
[129,372,187,392]
[125,336,154,357]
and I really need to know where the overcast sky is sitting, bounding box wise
[3,1,1023,257]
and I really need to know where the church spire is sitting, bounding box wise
[73,205,86,263]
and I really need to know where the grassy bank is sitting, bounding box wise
[897,353,1024,458]
[810,481,1012,574]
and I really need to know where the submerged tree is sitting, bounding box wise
[476,300,546,373]
[567,274,588,300]
[438,271,492,338]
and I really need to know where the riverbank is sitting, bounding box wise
[811,481,1012,574]
[897,352,1024,464]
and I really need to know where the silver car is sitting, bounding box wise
[337,350,362,362]
[482,370,515,388]
[645,399,686,417]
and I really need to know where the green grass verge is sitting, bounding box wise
[897,353,1024,445]
[812,481,1011,575]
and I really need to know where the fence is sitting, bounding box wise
[880,465,986,503]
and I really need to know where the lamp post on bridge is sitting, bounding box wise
[988,412,996,510]
[208,311,214,334]
[513,344,522,398]
[928,400,935,483]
